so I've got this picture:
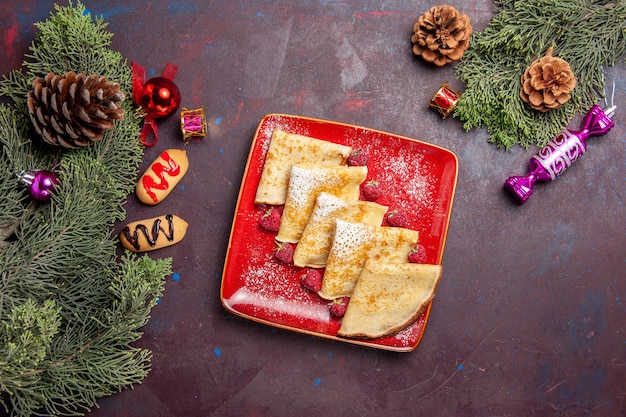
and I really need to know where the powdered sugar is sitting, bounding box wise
[311,192,349,219]
[228,251,331,322]
[393,324,416,345]
[228,287,330,322]
[378,150,435,211]
[237,249,298,299]
[329,220,374,260]
[241,253,299,297]
[286,165,324,208]
[393,316,424,346]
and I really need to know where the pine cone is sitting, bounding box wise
[520,47,577,112]
[411,5,472,67]
[27,71,125,148]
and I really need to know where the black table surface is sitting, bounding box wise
[1,1,624,416]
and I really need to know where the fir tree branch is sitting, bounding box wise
[454,0,626,150]
[0,3,171,416]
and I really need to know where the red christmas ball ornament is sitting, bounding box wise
[131,62,181,147]
[19,169,59,202]
[138,76,181,118]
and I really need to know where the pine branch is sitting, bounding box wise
[0,2,172,416]
[454,0,626,150]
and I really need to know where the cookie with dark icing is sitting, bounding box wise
[120,214,188,252]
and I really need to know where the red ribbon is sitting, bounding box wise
[131,62,179,147]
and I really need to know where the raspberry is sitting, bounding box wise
[259,207,281,232]
[408,244,428,263]
[386,209,407,227]
[301,269,323,292]
[362,180,382,201]
[274,242,295,264]
[347,148,369,166]
[329,297,350,318]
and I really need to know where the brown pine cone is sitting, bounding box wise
[520,47,577,112]
[411,5,472,67]
[27,71,125,148]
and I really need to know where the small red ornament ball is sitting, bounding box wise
[139,77,181,118]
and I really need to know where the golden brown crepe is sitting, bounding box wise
[276,165,367,243]
[318,220,418,300]
[337,260,442,338]
[293,192,388,268]
[254,130,352,205]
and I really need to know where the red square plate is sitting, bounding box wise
[221,114,458,352]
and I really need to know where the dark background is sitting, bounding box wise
[1,1,624,416]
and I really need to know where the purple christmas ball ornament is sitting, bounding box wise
[19,169,59,202]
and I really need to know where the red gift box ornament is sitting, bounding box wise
[429,82,461,119]
[132,62,181,147]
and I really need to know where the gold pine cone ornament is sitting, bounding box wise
[411,5,472,67]
[520,47,577,112]
[27,71,125,148]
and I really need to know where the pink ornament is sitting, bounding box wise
[504,105,616,204]
[180,107,207,144]
[19,169,58,202]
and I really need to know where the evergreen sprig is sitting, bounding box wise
[454,0,626,150]
[0,2,171,416]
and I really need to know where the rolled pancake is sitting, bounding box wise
[276,165,367,243]
[254,130,352,205]
[338,260,442,338]
[293,192,388,268]
[318,220,418,300]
